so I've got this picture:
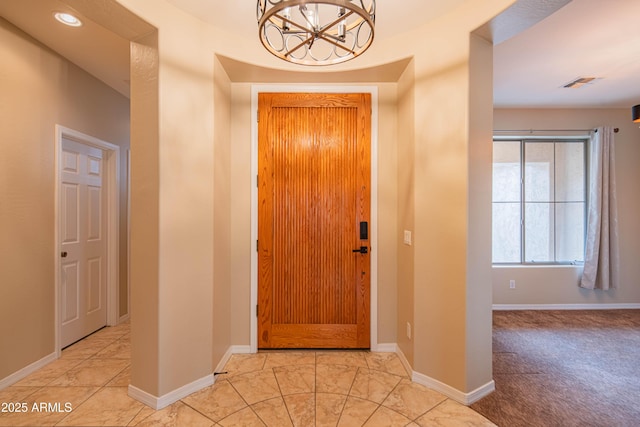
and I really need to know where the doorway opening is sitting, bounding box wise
[54,125,120,355]
[250,85,380,352]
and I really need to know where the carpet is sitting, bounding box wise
[471,310,640,427]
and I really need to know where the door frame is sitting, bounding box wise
[250,85,379,352]
[54,125,120,355]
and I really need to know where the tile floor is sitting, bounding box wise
[0,323,496,426]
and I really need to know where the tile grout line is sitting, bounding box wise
[126,404,153,427]
[52,385,104,426]
[179,395,221,425]
[335,364,363,425]
[313,353,317,427]
[267,361,296,427]
[224,379,256,423]
[375,376,411,423]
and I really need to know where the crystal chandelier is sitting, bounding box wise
[257,0,376,66]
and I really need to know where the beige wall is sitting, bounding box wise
[412,61,470,390]
[229,83,252,346]
[397,1,514,394]
[129,31,160,394]
[107,0,514,403]
[466,34,495,390]
[396,60,416,365]
[493,108,640,305]
[131,5,218,396]
[212,56,232,364]
[0,18,130,380]
[376,84,399,343]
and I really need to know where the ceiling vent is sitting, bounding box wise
[563,77,598,89]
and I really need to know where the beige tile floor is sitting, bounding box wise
[0,323,496,426]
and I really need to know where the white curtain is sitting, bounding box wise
[580,126,619,290]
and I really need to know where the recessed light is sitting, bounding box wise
[54,12,82,27]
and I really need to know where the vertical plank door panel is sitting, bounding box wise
[258,93,370,348]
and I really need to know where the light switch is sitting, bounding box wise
[403,230,412,245]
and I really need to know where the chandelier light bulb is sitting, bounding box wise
[338,7,347,39]
[282,7,291,31]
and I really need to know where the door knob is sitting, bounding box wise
[352,246,368,254]
[61,251,68,258]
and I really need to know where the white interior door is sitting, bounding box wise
[60,137,107,347]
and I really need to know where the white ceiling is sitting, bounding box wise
[0,0,131,97]
[1,0,639,109]
[164,0,467,42]
[493,0,640,108]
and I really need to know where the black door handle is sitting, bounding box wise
[61,251,68,258]
[352,246,368,254]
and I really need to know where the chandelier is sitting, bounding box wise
[257,0,376,66]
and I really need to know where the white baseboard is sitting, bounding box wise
[229,345,253,354]
[493,303,640,310]
[128,385,160,409]
[394,345,413,379]
[374,343,397,353]
[214,347,234,376]
[0,352,58,390]
[128,374,214,410]
[382,344,494,406]
[128,344,251,409]
[465,380,496,404]
[118,313,130,323]
[213,345,248,377]
[412,370,495,406]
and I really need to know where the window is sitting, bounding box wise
[492,139,587,264]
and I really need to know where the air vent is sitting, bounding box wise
[563,77,598,89]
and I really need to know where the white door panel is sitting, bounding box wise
[61,262,80,324]
[87,257,102,314]
[60,138,107,347]
[61,183,79,244]
[87,186,102,241]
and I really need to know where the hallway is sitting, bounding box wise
[0,323,494,426]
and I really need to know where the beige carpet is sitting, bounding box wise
[471,310,640,427]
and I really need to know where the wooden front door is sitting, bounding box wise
[258,92,371,349]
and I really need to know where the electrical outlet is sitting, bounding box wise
[509,279,516,289]
[406,322,412,339]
